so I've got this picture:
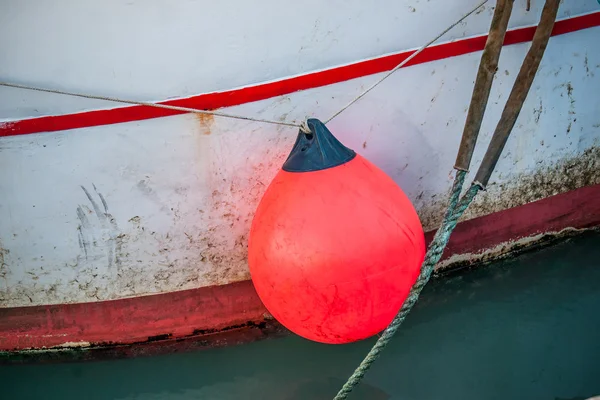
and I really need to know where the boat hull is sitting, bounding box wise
[1,0,599,353]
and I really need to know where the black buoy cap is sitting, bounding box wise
[282,118,356,172]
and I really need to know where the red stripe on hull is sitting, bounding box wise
[0,281,268,351]
[428,184,600,261]
[1,12,599,138]
[1,184,599,352]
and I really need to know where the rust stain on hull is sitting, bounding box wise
[195,113,215,135]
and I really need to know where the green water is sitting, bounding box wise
[2,232,599,400]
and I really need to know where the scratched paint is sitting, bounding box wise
[0,5,599,307]
[76,185,122,270]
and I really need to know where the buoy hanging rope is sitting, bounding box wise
[0,81,304,130]
[324,0,489,124]
[0,1,489,132]
[333,1,561,398]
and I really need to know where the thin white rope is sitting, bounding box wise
[324,0,489,124]
[1,0,487,132]
[0,81,302,129]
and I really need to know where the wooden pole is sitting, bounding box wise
[474,0,560,187]
[454,0,514,172]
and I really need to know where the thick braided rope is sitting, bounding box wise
[333,170,480,399]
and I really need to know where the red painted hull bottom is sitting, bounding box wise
[1,184,599,356]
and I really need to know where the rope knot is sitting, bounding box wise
[299,120,312,134]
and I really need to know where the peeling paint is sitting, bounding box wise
[52,341,91,349]
[418,147,600,231]
[435,227,593,273]
[0,240,8,302]
[533,99,543,124]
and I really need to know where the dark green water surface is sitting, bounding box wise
[2,232,599,400]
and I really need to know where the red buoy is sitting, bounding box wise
[248,119,425,344]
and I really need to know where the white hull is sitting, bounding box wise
[0,1,599,350]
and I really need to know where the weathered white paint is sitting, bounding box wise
[1,0,597,118]
[1,1,599,307]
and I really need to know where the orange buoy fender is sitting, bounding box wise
[248,119,426,344]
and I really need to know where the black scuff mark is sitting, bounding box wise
[77,184,122,271]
